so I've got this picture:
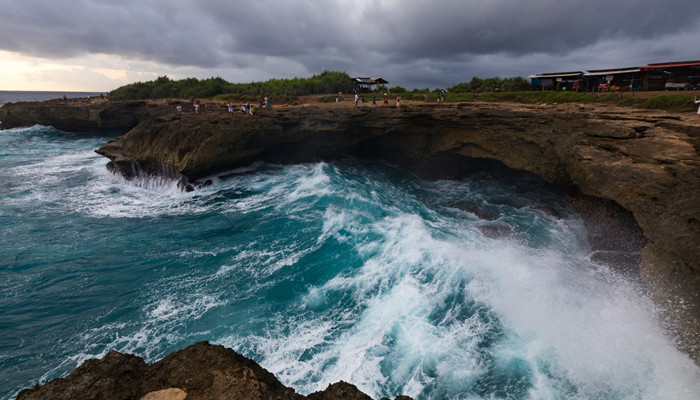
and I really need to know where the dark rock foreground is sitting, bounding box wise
[2,98,699,368]
[17,341,409,400]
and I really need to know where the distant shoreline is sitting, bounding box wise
[0,90,109,106]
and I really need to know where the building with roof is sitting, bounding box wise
[640,60,700,90]
[528,72,584,91]
[351,77,388,93]
[529,60,700,92]
[583,67,642,92]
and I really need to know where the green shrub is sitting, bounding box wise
[617,98,645,107]
[109,71,354,100]
[641,94,695,112]
[448,76,530,93]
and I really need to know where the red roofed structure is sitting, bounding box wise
[640,60,700,70]
[529,60,700,92]
[639,60,700,90]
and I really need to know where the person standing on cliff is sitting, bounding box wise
[354,93,359,108]
[695,96,700,124]
[194,98,200,114]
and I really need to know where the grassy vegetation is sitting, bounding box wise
[639,94,696,112]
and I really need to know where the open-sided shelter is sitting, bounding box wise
[528,72,584,91]
[583,67,643,92]
[640,60,700,90]
[352,77,388,93]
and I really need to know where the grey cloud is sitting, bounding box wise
[1,0,699,89]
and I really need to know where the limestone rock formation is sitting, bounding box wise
[17,342,410,400]
[0,99,174,132]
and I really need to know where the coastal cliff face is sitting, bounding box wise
[3,99,699,369]
[17,341,410,400]
[0,99,172,132]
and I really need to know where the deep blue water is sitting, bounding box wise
[1,125,698,400]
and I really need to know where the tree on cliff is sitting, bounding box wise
[109,71,354,101]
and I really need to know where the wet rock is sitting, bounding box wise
[17,342,411,400]
[452,203,497,221]
[307,382,372,400]
[478,224,515,239]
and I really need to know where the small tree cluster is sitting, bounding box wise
[448,76,529,93]
[109,71,354,100]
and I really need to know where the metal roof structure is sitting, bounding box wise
[640,60,700,70]
[528,71,584,79]
[352,77,389,84]
[583,67,641,76]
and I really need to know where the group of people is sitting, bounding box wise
[421,92,446,102]
[61,93,106,104]
[181,96,272,117]
[230,96,272,116]
[352,93,402,108]
[350,90,448,109]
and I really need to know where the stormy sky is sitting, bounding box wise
[1,0,699,91]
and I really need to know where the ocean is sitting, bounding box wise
[0,91,106,107]
[0,124,698,400]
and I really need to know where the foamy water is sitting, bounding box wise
[1,125,698,400]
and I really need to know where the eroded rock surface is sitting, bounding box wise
[17,342,410,400]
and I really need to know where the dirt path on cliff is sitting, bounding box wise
[50,90,700,128]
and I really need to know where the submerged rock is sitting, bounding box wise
[16,342,412,400]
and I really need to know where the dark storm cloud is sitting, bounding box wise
[363,0,699,58]
[1,0,698,88]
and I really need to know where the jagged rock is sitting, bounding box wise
[17,342,411,400]
[307,382,372,400]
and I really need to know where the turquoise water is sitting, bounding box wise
[1,125,698,400]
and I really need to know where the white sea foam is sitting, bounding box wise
[5,148,700,400]
[227,197,700,399]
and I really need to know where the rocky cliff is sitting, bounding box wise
[17,341,411,400]
[3,99,699,366]
[0,99,173,132]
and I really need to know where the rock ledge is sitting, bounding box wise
[17,341,411,400]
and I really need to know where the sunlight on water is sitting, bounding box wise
[1,126,698,400]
